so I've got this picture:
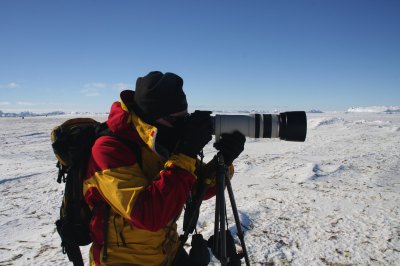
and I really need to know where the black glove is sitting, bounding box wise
[207,229,243,266]
[175,111,213,158]
[189,234,210,266]
[214,131,245,165]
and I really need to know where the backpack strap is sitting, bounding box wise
[102,204,111,262]
[56,163,89,266]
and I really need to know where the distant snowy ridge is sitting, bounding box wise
[347,106,400,113]
[0,110,110,118]
[2,106,398,117]
[0,110,66,117]
[307,109,324,113]
[194,109,324,114]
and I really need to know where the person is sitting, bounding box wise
[83,71,246,265]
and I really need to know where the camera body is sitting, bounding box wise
[213,111,307,142]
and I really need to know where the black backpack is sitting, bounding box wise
[51,118,141,265]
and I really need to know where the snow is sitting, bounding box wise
[0,108,399,265]
[347,106,400,114]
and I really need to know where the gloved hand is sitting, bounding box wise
[175,111,213,158]
[214,131,246,165]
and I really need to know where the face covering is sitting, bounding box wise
[154,124,183,159]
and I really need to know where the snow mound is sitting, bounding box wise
[308,117,344,129]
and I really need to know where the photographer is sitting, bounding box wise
[83,71,245,265]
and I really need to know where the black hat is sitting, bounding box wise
[133,71,188,123]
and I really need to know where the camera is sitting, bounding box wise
[212,111,307,142]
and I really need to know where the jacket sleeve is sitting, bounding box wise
[130,154,197,231]
[84,136,197,232]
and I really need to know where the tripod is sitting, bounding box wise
[213,152,250,266]
[174,152,250,266]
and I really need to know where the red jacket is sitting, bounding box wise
[83,92,221,265]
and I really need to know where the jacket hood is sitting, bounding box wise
[106,91,158,150]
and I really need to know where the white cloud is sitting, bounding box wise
[85,82,107,89]
[80,82,133,97]
[0,82,21,89]
[80,82,107,97]
[80,88,101,97]
[9,82,20,88]
[17,101,35,106]
[0,102,10,106]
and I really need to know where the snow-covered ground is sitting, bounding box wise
[0,109,399,265]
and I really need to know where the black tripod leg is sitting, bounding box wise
[213,182,220,255]
[216,153,227,265]
[226,177,251,266]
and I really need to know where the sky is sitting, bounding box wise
[0,0,399,113]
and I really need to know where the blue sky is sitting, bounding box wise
[0,0,399,113]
